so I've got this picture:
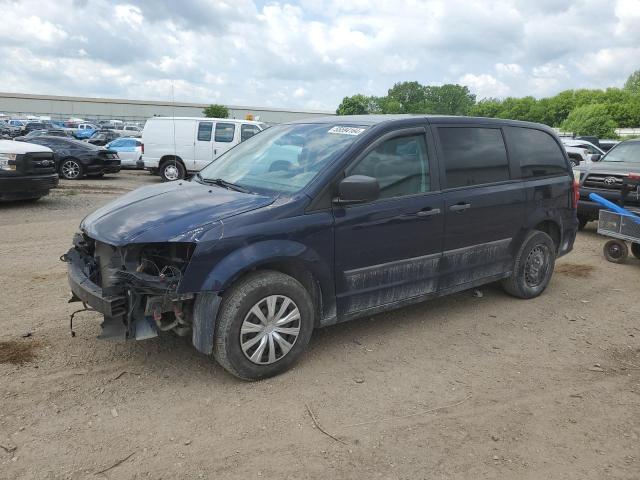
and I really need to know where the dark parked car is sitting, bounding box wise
[599,139,620,152]
[23,122,48,134]
[0,122,23,138]
[86,130,121,146]
[574,139,640,228]
[0,139,59,201]
[64,115,578,380]
[26,136,121,180]
[15,129,74,141]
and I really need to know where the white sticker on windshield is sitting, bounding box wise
[328,126,366,136]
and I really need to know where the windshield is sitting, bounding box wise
[198,123,368,194]
[602,142,640,163]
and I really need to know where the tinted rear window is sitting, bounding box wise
[438,127,510,188]
[504,127,567,177]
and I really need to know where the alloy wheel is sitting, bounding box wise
[61,160,81,179]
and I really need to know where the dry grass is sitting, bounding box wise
[0,340,40,365]
[556,262,595,278]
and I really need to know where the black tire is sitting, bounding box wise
[159,160,186,182]
[577,215,589,230]
[603,240,628,263]
[59,158,84,180]
[213,271,315,381]
[502,230,556,299]
[631,243,640,259]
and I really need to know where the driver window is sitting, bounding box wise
[349,134,430,199]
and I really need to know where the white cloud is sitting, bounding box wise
[293,87,307,98]
[0,0,638,111]
[495,63,523,76]
[459,73,510,98]
[114,5,144,28]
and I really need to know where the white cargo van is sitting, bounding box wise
[142,117,265,181]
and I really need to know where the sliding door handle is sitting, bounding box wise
[449,203,471,212]
[416,208,441,217]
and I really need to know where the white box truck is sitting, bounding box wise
[142,117,265,181]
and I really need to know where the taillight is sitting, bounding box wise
[572,179,579,209]
[628,173,640,181]
[141,143,144,154]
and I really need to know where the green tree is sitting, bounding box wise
[336,94,372,115]
[499,96,539,121]
[546,90,576,126]
[203,104,229,118]
[624,69,640,94]
[386,81,428,113]
[561,104,617,138]
[469,98,503,118]
[424,84,476,115]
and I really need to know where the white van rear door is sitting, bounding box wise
[194,121,214,170]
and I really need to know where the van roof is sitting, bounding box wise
[148,117,263,125]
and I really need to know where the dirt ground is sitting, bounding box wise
[1,171,639,479]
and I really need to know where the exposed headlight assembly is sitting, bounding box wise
[0,153,17,171]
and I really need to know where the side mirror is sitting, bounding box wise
[590,154,602,162]
[335,175,379,204]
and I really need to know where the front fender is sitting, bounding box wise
[189,239,335,355]
[201,239,332,294]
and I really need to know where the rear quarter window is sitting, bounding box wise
[504,127,567,178]
[437,127,510,188]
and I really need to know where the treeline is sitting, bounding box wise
[336,70,640,138]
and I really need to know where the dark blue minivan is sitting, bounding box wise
[65,115,578,380]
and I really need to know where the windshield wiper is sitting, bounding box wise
[197,174,251,193]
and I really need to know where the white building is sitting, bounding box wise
[0,91,334,124]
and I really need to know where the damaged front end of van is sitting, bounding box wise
[62,179,275,353]
[65,234,199,340]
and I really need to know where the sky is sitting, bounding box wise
[0,0,639,111]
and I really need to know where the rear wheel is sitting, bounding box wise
[502,230,556,299]
[603,240,628,263]
[160,160,185,182]
[213,271,315,380]
[59,158,83,180]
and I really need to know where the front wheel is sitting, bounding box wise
[59,158,83,180]
[160,161,185,182]
[502,230,556,299]
[213,271,315,380]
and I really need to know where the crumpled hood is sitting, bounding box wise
[81,180,275,246]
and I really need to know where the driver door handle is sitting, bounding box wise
[449,202,471,212]
[416,207,441,217]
